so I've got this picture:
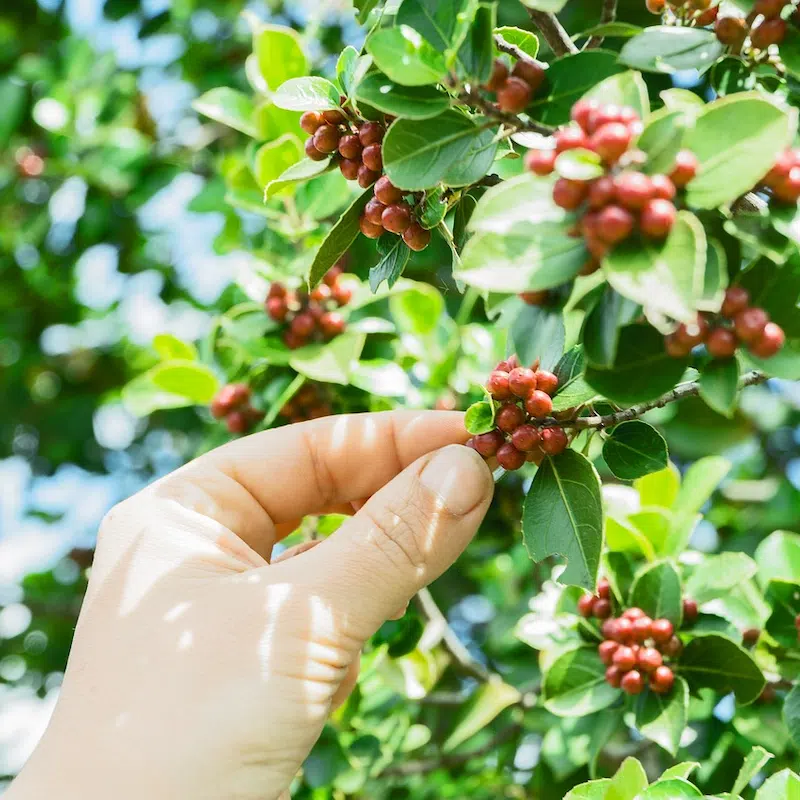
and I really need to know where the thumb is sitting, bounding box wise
[291,444,494,640]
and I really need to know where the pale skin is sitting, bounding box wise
[7,410,494,800]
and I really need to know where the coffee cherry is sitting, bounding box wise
[292,311,316,338]
[621,669,645,695]
[593,598,612,619]
[313,124,341,154]
[497,76,532,113]
[683,598,699,623]
[496,403,526,433]
[359,122,385,146]
[496,442,526,471]
[585,236,610,262]
[553,178,588,210]
[300,111,324,134]
[578,593,596,617]
[646,0,666,13]
[599,640,619,665]
[751,17,786,48]
[734,307,769,343]
[520,290,550,305]
[633,616,654,643]
[333,282,353,307]
[665,334,692,358]
[525,389,554,418]
[614,617,634,643]
[605,665,622,687]
[571,99,599,131]
[755,0,787,18]
[640,199,677,238]
[585,177,614,211]
[590,122,632,164]
[266,296,288,322]
[613,645,637,671]
[365,197,387,225]
[535,370,559,396]
[650,174,677,201]
[669,150,699,187]
[749,322,784,359]
[322,109,347,125]
[472,429,505,458]
[359,214,384,239]
[696,4,720,26]
[772,167,800,203]
[305,138,328,161]
[226,411,250,434]
[309,404,331,420]
[715,15,748,46]
[340,158,360,181]
[375,175,403,205]
[661,635,683,658]
[597,578,611,600]
[526,149,557,176]
[508,367,537,397]
[323,265,343,286]
[650,618,674,644]
[742,627,761,646]
[675,316,709,348]
[721,286,750,317]
[601,618,618,640]
[403,223,432,251]
[623,607,645,621]
[596,205,635,244]
[381,203,412,234]
[555,126,591,153]
[486,59,509,92]
[357,165,380,188]
[487,370,512,400]
[512,60,546,93]
[615,172,655,210]
[764,150,797,188]
[338,134,362,160]
[362,143,383,172]
[268,282,287,300]
[638,647,663,673]
[706,327,738,358]
[540,427,568,455]
[650,665,674,694]
[511,424,541,452]
[320,311,346,338]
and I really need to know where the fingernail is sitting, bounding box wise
[420,444,493,516]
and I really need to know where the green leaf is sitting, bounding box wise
[0,79,26,148]
[336,46,359,97]
[661,88,705,113]
[686,553,758,605]
[635,676,689,756]
[576,22,644,39]
[635,464,680,510]
[619,27,724,74]
[564,780,611,800]
[732,746,774,797]
[253,24,309,92]
[366,26,448,86]
[192,88,259,137]
[443,127,499,188]
[639,110,687,176]
[289,332,366,385]
[273,77,341,112]
[152,333,197,361]
[754,769,800,800]
[542,646,619,717]
[465,400,496,435]
[606,757,649,800]
[149,361,220,404]
[396,0,472,55]
[555,148,604,181]
[699,358,739,418]
[520,0,569,11]
[764,580,800,649]
[701,237,728,312]
[369,235,412,292]
[661,762,700,781]
[603,211,707,325]
[266,156,332,198]
[529,50,625,126]
[603,421,668,481]
[355,74,450,119]
[639,779,702,799]
[585,324,689,406]
[523,449,604,590]
[253,134,303,189]
[383,110,487,190]
[581,70,650,119]
[443,677,521,751]
[629,560,683,626]
[552,346,598,411]
[755,531,800,586]
[494,26,539,59]
[122,372,195,416]
[308,189,373,288]
[255,102,303,143]
[512,304,565,371]
[457,3,496,85]
[419,187,448,230]
[390,282,443,336]
[784,685,800,750]
[678,633,766,705]
[350,360,411,397]
[354,0,379,24]
[582,287,639,369]
[684,93,796,209]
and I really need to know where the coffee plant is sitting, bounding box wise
[7,0,800,796]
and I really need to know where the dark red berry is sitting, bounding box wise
[599,640,619,665]
[359,214,383,239]
[772,167,800,203]
[496,442,526,471]
[266,296,288,322]
[585,236,609,262]
[526,149,556,176]
[332,282,352,306]
[320,311,346,338]
[596,205,635,245]
[751,17,786,48]
[535,370,559,396]
[637,647,663,673]
[525,390,553,418]
[578,593,596,617]
[593,598,612,619]
[322,109,347,125]
[633,616,653,643]
[615,172,655,210]
[750,322,785,358]
[755,0,787,18]
[602,618,618,640]
[621,669,644,695]
[496,76,532,113]
[359,122,385,146]
[374,175,402,205]
[487,370,512,400]
[511,424,541,452]
[588,176,616,209]
[381,203,412,234]
[706,327,737,358]
[300,111,324,134]
[720,286,750,318]
[403,223,432,251]
[292,312,316,337]
[742,627,761,646]
[555,126,590,153]
[472,429,506,458]
[590,122,632,164]
[553,178,588,210]
[496,403,526,433]
[508,367,537,397]
[734,307,769,343]
[305,138,328,161]
[650,666,674,694]
[365,197,387,225]
[540,427,568,455]
[661,635,683,658]
[571,99,600,132]
[362,143,383,172]
[520,290,550,305]
[323,265,343,286]
[669,150,699,187]
[623,607,645,621]
[675,316,709,348]
[597,578,611,599]
[339,159,360,181]
[650,619,674,644]
[338,134,362,160]
[226,411,250,434]
[357,165,381,188]
[605,665,622,688]
[683,598,699,623]
[614,617,634,643]
[512,60,545,93]
[486,59,509,92]
[646,0,666,12]
[665,334,691,359]
[650,174,677,201]
[641,199,677,238]
[313,124,341,154]
[613,645,637,672]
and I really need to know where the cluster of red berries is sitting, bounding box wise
[265,265,352,350]
[359,175,431,251]
[760,147,800,204]
[211,383,264,434]
[484,57,546,114]
[526,100,696,271]
[645,0,718,26]
[665,286,785,360]
[714,0,792,51]
[466,355,568,471]
[278,382,332,424]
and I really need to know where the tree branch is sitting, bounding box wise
[526,9,579,56]
[584,0,617,49]
[493,33,540,65]
[546,370,768,430]
[458,87,555,135]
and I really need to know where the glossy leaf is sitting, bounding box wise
[512,304,566,371]
[635,676,689,756]
[273,77,341,112]
[192,88,259,137]
[465,400,496,435]
[355,74,450,119]
[366,26,447,86]
[542,646,619,717]
[443,678,521,751]
[620,27,724,74]
[629,560,683,625]
[289,332,366,385]
[603,421,668,481]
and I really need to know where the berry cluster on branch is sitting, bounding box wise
[211,383,263,434]
[466,355,568,471]
[713,0,794,51]
[665,286,785,360]
[278,382,333,424]
[760,147,800,204]
[484,57,546,114]
[265,264,352,350]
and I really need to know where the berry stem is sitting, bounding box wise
[456,86,555,135]
[584,0,618,49]
[525,8,579,56]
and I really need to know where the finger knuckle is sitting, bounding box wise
[361,493,429,574]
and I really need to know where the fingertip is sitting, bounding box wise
[419,443,494,518]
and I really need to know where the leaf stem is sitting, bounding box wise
[525,8,579,57]
[584,0,618,49]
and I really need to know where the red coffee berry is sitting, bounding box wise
[571,99,599,132]
[669,150,699,187]
[596,205,635,244]
[638,647,663,673]
[742,627,761,646]
[633,616,654,643]
[359,214,384,239]
[540,427,568,455]
[381,203,412,234]
[403,223,432,251]
[590,122,633,164]
[650,619,674,644]
[508,367,537,397]
[772,167,800,203]
[526,149,557,176]
[578,593,596,617]
[650,665,675,694]
[496,442,526,471]
[555,126,590,153]
[640,199,677,238]
[359,122,385,146]
[496,403,526,433]
[512,60,546,93]
[535,370,559,396]
[313,124,341,154]
[613,645,637,672]
[587,104,622,134]
[751,17,787,48]
[593,598,612,619]
[292,312,316,338]
[601,618,618,640]
[764,150,797,188]
[675,316,709,348]
[320,312,346,338]
[322,109,347,125]
[706,327,738,358]
[553,177,588,210]
[338,134,362,160]
[226,411,250,434]
[511,424,541,452]
[300,111,324,134]
[323,265,343,286]
[715,15,748,46]
[587,176,615,209]
[696,5,720,26]
[615,172,655,210]
[520,290,550,305]
[606,665,622,687]
[472,429,505,458]
[661,635,683,658]
[365,197,387,225]
[646,0,666,12]
[750,322,785,358]
[614,617,634,643]
[525,389,554,418]
[268,282,287,300]
[755,0,787,18]
[683,598,699,623]
[599,640,619,665]
[486,59,509,92]
[621,669,645,695]
[623,607,645,621]
[374,175,402,205]
[266,296,288,322]
[487,370,512,400]
[362,143,383,172]
[597,578,611,600]
[332,283,353,306]
[497,76,532,113]
[585,236,610,262]
[340,158,361,181]
[734,307,769,343]
[721,286,750,317]
[357,165,380,188]
[665,334,692,359]
[650,174,677,201]
[305,138,328,161]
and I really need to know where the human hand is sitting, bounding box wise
[8,411,493,800]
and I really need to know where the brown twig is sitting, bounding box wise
[458,87,555,135]
[585,0,618,49]
[526,9,579,56]
[493,33,540,65]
